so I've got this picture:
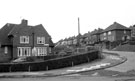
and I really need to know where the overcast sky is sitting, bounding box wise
[0,0,135,42]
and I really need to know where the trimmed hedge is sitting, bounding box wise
[0,50,99,72]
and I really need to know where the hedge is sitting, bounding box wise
[0,50,99,72]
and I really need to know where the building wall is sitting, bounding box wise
[115,30,131,41]
[12,25,51,59]
[100,33,104,41]
[131,27,135,37]
[100,30,130,42]
[33,25,50,55]
[0,46,12,62]
[100,30,131,49]
[91,35,97,44]
[107,30,116,42]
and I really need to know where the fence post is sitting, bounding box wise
[71,61,74,67]
[46,66,48,71]
[87,57,89,62]
[9,66,12,72]
[28,65,31,72]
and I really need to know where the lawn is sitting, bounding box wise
[113,44,135,52]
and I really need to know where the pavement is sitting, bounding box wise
[0,52,126,78]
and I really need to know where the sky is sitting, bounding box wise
[0,0,135,43]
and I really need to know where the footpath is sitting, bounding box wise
[0,52,126,78]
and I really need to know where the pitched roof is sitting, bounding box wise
[104,22,130,32]
[0,20,54,46]
[48,38,54,47]
[8,25,32,36]
[0,23,16,45]
[34,24,50,37]
[129,25,135,29]
[91,28,104,35]
[34,24,54,46]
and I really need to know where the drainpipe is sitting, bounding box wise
[32,32,36,56]
[32,32,34,48]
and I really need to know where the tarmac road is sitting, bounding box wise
[104,50,135,72]
[1,75,135,81]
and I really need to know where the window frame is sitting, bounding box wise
[37,37,45,44]
[124,30,126,34]
[5,47,8,54]
[108,31,111,35]
[35,47,47,56]
[18,47,31,57]
[103,33,106,36]
[20,36,29,44]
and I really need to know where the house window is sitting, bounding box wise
[20,36,29,44]
[73,39,77,44]
[37,37,45,44]
[108,31,111,35]
[124,30,126,34]
[104,37,107,40]
[103,33,106,36]
[49,47,52,53]
[35,47,47,56]
[18,47,31,57]
[5,47,8,54]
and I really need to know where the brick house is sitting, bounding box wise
[100,22,131,49]
[90,28,104,44]
[129,25,135,38]
[0,19,54,62]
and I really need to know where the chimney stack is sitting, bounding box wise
[21,19,28,25]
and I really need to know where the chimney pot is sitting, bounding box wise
[21,19,28,25]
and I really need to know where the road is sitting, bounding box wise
[104,49,135,72]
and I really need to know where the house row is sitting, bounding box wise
[0,19,54,62]
[57,22,133,49]
[56,36,77,46]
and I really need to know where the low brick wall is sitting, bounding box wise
[0,50,99,72]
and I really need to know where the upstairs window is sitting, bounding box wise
[37,37,45,44]
[108,31,111,35]
[20,36,29,44]
[103,33,106,36]
[104,37,106,40]
[5,47,8,54]
[124,30,126,34]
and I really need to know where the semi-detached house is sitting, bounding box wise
[100,22,131,49]
[0,19,54,62]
